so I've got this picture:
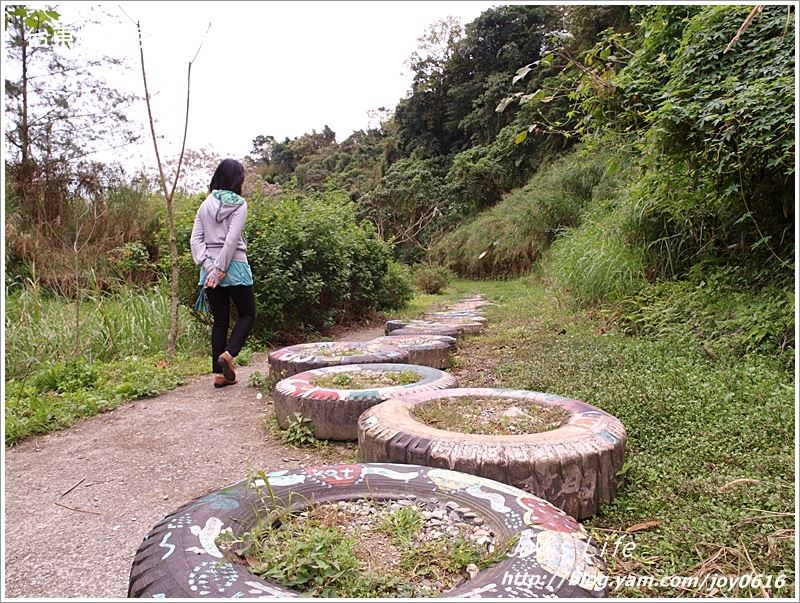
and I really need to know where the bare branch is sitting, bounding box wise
[135,20,169,199]
[724,5,764,54]
[169,22,210,200]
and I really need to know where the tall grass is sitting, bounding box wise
[5,282,207,379]
[545,207,646,305]
[431,150,624,278]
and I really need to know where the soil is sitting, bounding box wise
[2,324,383,599]
[412,396,572,435]
[311,370,421,389]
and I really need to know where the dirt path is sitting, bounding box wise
[3,325,383,598]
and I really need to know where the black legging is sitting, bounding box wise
[205,285,255,374]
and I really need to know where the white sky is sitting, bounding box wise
[7,1,501,175]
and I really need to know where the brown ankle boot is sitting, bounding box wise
[217,351,236,382]
[213,373,237,388]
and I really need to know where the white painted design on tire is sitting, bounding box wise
[363,466,420,481]
[187,517,229,558]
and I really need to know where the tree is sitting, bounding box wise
[4,5,140,228]
[127,12,209,357]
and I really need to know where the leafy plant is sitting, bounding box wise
[281,412,319,447]
[413,264,452,294]
[249,370,276,391]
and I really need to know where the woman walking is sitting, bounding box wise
[191,159,255,387]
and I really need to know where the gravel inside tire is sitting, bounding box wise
[128,463,609,598]
[358,388,627,520]
[367,334,457,369]
[273,363,458,440]
[268,341,408,379]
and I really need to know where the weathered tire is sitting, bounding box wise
[449,296,491,309]
[359,388,627,520]
[385,319,485,336]
[389,324,463,338]
[273,363,457,440]
[422,312,488,323]
[367,334,457,369]
[128,463,608,598]
[268,341,408,379]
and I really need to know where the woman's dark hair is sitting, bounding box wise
[208,158,245,195]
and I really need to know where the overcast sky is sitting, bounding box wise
[13,1,502,175]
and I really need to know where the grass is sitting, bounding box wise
[412,396,571,435]
[311,370,421,389]
[431,150,620,279]
[4,283,233,446]
[4,352,206,446]
[4,282,208,378]
[438,277,795,598]
[220,495,505,597]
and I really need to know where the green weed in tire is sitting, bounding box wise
[128,463,609,598]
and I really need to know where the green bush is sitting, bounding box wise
[243,192,399,339]
[376,261,414,311]
[412,264,451,294]
[171,191,406,340]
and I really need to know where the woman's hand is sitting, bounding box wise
[205,269,224,289]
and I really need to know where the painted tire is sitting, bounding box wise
[358,388,627,520]
[273,363,458,441]
[389,324,462,338]
[367,334,457,369]
[267,341,408,379]
[128,463,608,598]
[423,310,485,318]
[449,297,491,309]
[385,319,485,336]
[422,312,488,324]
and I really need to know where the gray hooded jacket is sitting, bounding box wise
[190,191,248,278]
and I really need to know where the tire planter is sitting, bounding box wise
[128,463,608,598]
[367,334,457,369]
[267,341,408,379]
[273,363,457,440]
[385,319,485,336]
[389,324,462,338]
[423,311,488,323]
[359,388,627,520]
[429,314,488,324]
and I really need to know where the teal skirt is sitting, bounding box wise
[198,259,253,286]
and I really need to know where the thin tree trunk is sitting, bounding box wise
[18,15,36,225]
[74,235,80,355]
[133,18,206,358]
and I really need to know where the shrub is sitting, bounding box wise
[412,264,451,294]
[376,261,414,311]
